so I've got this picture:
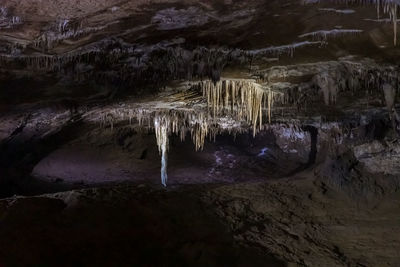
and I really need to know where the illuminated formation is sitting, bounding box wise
[95,79,276,185]
[154,115,169,187]
[94,62,399,185]
[199,80,273,135]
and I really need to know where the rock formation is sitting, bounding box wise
[0,0,399,266]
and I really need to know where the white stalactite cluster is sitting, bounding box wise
[95,79,277,185]
[98,106,247,153]
[99,108,240,186]
[91,61,400,186]
[199,80,274,136]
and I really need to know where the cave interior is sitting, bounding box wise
[0,0,400,266]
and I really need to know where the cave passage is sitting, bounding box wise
[1,0,400,266]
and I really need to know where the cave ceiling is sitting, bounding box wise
[1,0,399,63]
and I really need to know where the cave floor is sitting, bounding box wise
[0,168,399,267]
[0,182,285,267]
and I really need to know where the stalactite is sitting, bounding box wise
[321,0,399,45]
[154,115,169,186]
[87,62,399,186]
[378,0,381,19]
[392,3,398,45]
[199,79,273,136]
[299,29,363,41]
[266,59,400,108]
[383,83,400,134]
[383,83,396,111]
[268,88,272,123]
[246,41,324,58]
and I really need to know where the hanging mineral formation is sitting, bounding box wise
[382,83,400,133]
[334,0,399,45]
[154,115,169,186]
[298,29,363,41]
[314,72,338,105]
[200,79,272,136]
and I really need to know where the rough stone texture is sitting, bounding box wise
[0,184,285,267]
[353,140,400,175]
[204,172,400,266]
[273,126,311,161]
[1,1,400,266]
[1,162,399,266]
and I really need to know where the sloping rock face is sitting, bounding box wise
[353,140,400,175]
[204,171,400,266]
[0,185,286,267]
